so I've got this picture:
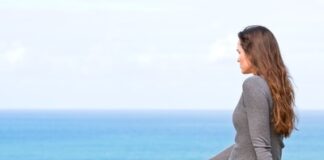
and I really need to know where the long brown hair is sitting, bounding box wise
[238,25,296,137]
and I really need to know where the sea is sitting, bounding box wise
[0,109,323,160]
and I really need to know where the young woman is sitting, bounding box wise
[210,25,296,160]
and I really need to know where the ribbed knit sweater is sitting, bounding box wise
[210,76,284,160]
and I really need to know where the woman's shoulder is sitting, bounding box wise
[242,75,273,107]
[243,75,267,84]
[243,75,269,93]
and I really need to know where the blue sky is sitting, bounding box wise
[0,0,323,110]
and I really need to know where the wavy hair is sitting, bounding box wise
[238,25,296,137]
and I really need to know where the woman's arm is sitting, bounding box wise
[243,78,273,160]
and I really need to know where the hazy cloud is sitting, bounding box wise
[0,42,26,69]
[208,34,237,63]
[0,0,323,110]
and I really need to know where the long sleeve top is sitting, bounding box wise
[210,76,285,160]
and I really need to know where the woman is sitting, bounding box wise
[210,25,296,160]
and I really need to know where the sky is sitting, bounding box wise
[0,0,323,110]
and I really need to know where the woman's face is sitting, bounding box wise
[237,41,254,74]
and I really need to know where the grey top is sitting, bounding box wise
[210,76,284,160]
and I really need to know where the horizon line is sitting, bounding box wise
[0,108,322,111]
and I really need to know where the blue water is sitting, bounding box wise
[0,110,323,160]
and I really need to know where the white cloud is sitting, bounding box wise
[6,47,26,64]
[43,48,114,76]
[134,51,207,72]
[0,42,115,77]
[208,34,237,63]
[0,43,26,68]
[137,54,154,67]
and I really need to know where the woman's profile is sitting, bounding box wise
[210,25,296,160]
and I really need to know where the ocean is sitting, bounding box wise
[0,110,323,160]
